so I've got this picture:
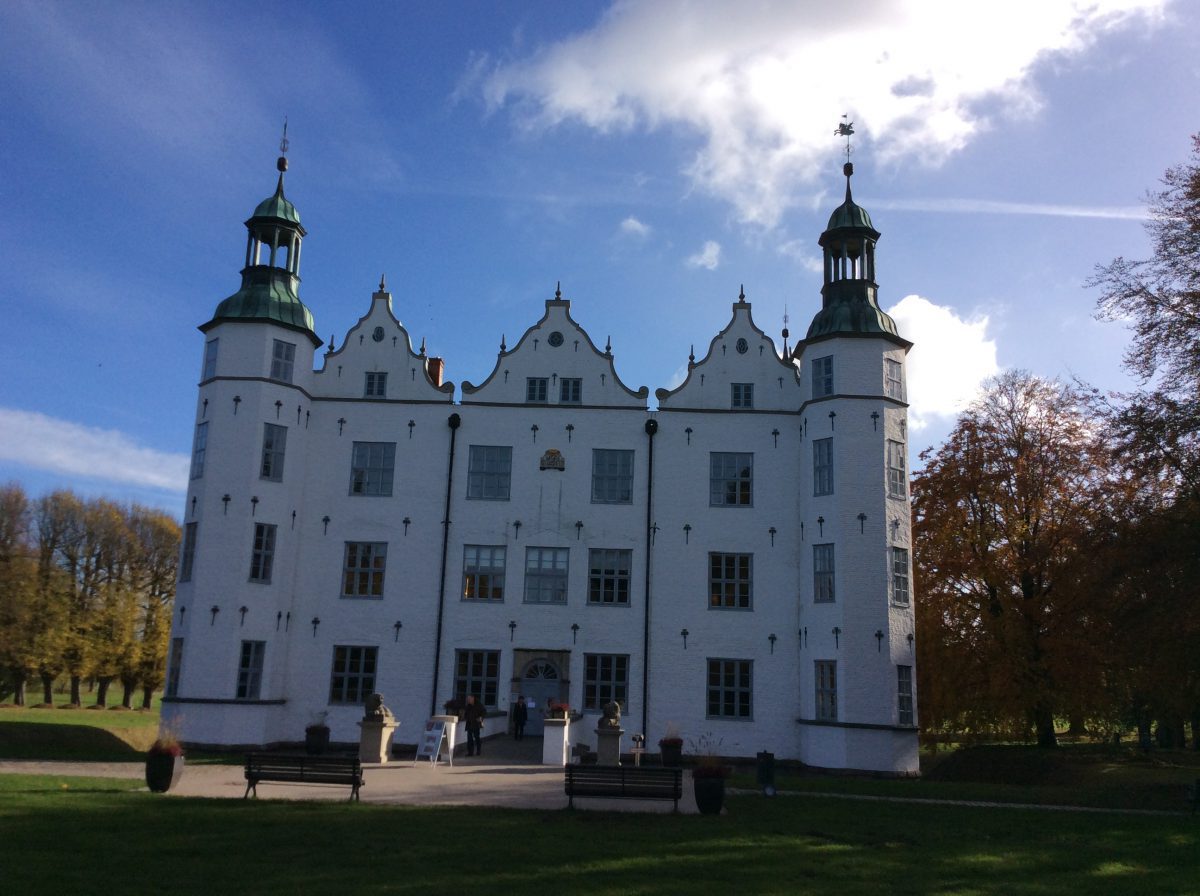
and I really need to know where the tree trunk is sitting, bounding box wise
[7,672,26,705]
[40,673,54,704]
[1034,705,1058,748]
[140,687,154,710]
[120,680,135,709]
[68,675,82,706]
[1191,710,1200,751]
[95,676,111,707]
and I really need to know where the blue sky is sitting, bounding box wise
[0,0,1195,516]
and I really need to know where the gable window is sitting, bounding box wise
[813,543,835,603]
[524,547,568,603]
[165,638,184,698]
[463,545,506,601]
[364,371,387,398]
[887,440,906,499]
[815,660,837,721]
[526,377,548,403]
[588,549,631,605]
[467,445,512,500]
[454,649,499,707]
[270,339,296,383]
[707,658,752,718]
[584,654,629,711]
[813,438,833,496]
[350,441,395,496]
[898,664,915,726]
[261,423,287,482]
[709,552,752,609]
[812,355,833,398]
[710,452,753,507]
[190,422,208,480]
[731,383,754,409]
[249,523,276,584]
[329,646,377,704]
[179,522,197,583]
[202,338,219,380]
[342,542,387,598]
[560,377,582,404]
[891,547,910,606]
[591,449,633,504]
[236,640,265,700]
[885,358,904,401]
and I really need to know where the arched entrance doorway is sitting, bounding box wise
[521,659,561,736]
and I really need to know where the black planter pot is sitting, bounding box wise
[693,776,725,815]
[145,753,185,793]
[660,741,683,767]
[305,726,330,755]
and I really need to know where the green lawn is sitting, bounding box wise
[0,698,162,759]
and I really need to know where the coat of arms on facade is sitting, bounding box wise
[539,449,565,471]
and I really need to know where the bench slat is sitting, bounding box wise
[244,753,364,801]
[564,765,682,811]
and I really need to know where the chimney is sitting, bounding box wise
[426,357,445,387]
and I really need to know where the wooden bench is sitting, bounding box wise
[1189,778,1200,815]
[244,753,364,801]
[564,764,682,811]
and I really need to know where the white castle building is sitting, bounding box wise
[164,150,919,774]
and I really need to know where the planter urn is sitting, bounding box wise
[145,753,185,793]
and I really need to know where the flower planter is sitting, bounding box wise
[145,753,185,793]
[305,726,330,755]
[692,775,725,815]
[659,741,682,767]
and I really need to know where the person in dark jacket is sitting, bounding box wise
[513,695,528,740]
[464,694,485,756]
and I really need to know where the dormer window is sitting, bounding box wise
[731,383,754,409]
[365,372,387,398]
[526,378,548,403]
[560,378,582,404]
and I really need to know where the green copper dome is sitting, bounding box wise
[826,195,874,231]
[210,279,317,336]
[251,174,301,226]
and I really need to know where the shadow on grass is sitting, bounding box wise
[0,721,146,761]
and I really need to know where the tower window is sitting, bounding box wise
[731,383,754,409]
[814,543,835,603]
[885,358,904,400]
[898,665,915,726]
[887,440,906,499]
[236,641,265,700]
[891,547,910,606]
[364,372,387,398]
[270,340,296,383]
[202,339,219,380]
[261,423,287,482]
[812,356,833,398]
[190,422,208,480]
[248,523,276,584]
[815,660,837,721]
[813,438,833,496]
[179,522,197,583]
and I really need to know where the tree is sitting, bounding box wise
[0,483,36,704]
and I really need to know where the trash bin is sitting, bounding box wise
[756,751,775,794]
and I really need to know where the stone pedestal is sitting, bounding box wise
[358,720,399,763]
[542,717,570,766]
[595,726,624,766]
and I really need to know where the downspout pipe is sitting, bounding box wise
[641,417,658,737]
[430,412,461,717]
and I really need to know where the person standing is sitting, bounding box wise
[464,694,485,757]
[513,695,528,740]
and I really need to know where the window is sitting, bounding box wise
[454,649,499,707]
[179,522,197,583]
[329,646,377,704]
[526,377,548,403]
[898,665,914,726]
[342,542,387,598]
[891,547,910,606]
[364,371,387,398]
[584,654,629,711]
[236,640,265,700]
[560,377,582,404]
[709,552,752,609]
[190,422,208,480]
[813,438,833,496]
[165,638,184,698]
[591,449,633,504]
[815,660,837,721]
[467,445,511,500]
[350,441,395,496]
[707,658,752,718]
[249,523,276,583]
[885,358,904,401]
[887,440,906,499]
[202,338,219,380]
[588,549,631,605]
[261,423,287,481]
[813,544,835,603]
[731,383,754,408]
[524,547,568,603]
[463,545,506,601]
[271,340,296,382]
[710,452,752,506]
[812,355,833,398]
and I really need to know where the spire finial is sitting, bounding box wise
[835,115,854,188]
[555,281,562,300]
[277,118,290,173]
[379,274,387,292]
[739,284,746,302]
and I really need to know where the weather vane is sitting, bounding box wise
[835,115,854,165]
[277,118,289,173]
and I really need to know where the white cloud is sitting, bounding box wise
[619,216,652,238]
[777,238,824,273]
[886,295,1000,430]
[0,409,188,493]
[875,198,1150,220]
[480,0,1165,227]
[686,240,722,270]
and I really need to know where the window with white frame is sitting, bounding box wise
[710,452,753,507]
[584,654,628,711]
[898,664,914,726]
[591,449,633,504]
[166,637,184,698]
[813,438,833,496]
[815,660,837,721]
[526,377,548,403]
[350,441,395,496]
[454,649,499,707]
[560,377,582,404]
[731,383,754,409]
[202,338,219,380]
[329,645,377,704]
[249,523,276,583]
[190,422,208,480]
[588,549,631,605]
[270,339,296,382]
[524,547,568,603]
[891,547,910,605]
[236,640,265,699]
[463,545,506,601]
[813,543,835,603]
[342,542,387,598]
[707,658,752,718]
[887,440,906,499]
[179,522,197,583]
[812,355,834,398]
[364,371,387,398]
[885,358,904,401]
[261,423,287,482]
[467,445,512,500]
[709,552,752,609]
